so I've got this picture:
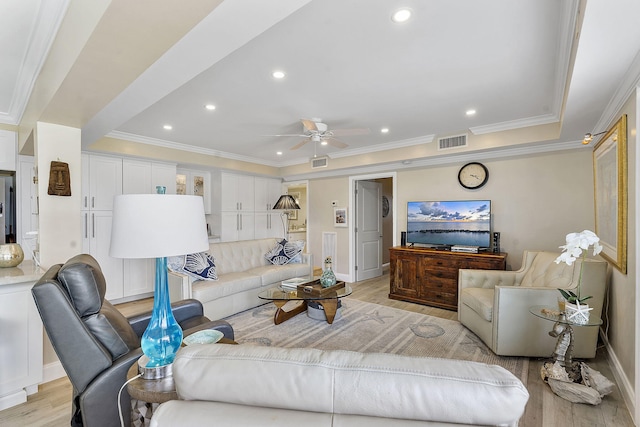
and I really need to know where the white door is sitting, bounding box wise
[355,180,382,281]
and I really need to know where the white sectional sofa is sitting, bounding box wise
[150,344,530,427]
[168,238,312,320]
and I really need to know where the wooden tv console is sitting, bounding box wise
[389,246,507,311]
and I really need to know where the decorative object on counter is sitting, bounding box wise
[110,186,209,379]
[554,229,603,324]
[272,194,301,239]
[47,160,71,196]
[0,243,24,267]
[320,256,337,288]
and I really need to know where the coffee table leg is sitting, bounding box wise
[318,298,339,324]
[273,300,307,325]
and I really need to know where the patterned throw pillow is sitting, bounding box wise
[168,252,218,281]
[265,239,304,265]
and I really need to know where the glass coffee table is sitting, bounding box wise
[258,277,352,325]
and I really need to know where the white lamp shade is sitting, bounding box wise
[110,194,209,259]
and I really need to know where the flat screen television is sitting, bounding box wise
[406,200,491,248]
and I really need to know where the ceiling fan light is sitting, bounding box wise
[320,140,328,146]
[205,104,216,110]
[272,70,285,79]
[381,127,389,133]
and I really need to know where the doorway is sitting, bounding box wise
[350,173,396,282]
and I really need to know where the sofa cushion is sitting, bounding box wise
[209,239,279,274]
[248,263,311,286]
[171,345,529,426]
[265,239,303,265]
[460,287,494,322]
[192,272,261,302]
[169,252,218,281]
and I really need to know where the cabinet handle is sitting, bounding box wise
[240,202,243,211]
[240,214,243,230]
[84,213,88,238]
[84,196,87,208]
[92,213,95,238]
[92,197,95,208]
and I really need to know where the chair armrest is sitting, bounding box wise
[458,269,517,290]
[128,299,206,338]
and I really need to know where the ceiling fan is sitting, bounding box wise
[271,119,369,150]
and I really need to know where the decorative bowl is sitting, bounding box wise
[0,243,24,268]
[183,329,224,346]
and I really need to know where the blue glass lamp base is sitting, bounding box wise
[140,257,183,377]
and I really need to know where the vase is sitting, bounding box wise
[0,243,24,268]
[320,260,337,288]
[564,301,590,325]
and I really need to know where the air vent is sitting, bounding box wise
[438,134,467,150]
[311,156,329,168]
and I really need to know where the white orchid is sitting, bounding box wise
[555,230,603,266]
[555,230,602,304]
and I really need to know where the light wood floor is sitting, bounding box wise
[2,272,633,426]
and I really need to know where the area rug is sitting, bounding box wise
[224,299,529,384]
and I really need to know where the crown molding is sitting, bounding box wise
[329,134,435,159]
[469,113,559,135]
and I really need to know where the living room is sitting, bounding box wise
[0,0,639,425]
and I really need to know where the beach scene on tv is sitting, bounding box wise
[407,200,491,247]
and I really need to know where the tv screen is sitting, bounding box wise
[407,200,491,248]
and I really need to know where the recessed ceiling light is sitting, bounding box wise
[272,70,285,79]
[276,151,283,156]
[466,109,477,116]
[163,124,173,130]
[205,104,216,110]
[320,140,328,146]
[381,127,389,133]
[392,8,412,23]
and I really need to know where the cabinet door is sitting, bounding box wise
[190,170,211,213]
[237,212,255,241]
[123,159,151,194]
[89,155,122,210]
[220,211,239,241]
[152,163,177,194]
[255,177,282,211]
[81,154,90,209]
[89,211,124,300]
[255,212,282,239]
[390,251,420,299]
[220,172,239,211]
[236,175,254,211]
[124,259,154,297]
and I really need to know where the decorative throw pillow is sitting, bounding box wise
[288,240,306,264]
[168,252,218,281]
[265,239,304,265]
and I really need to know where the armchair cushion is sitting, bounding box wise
[57,254,106,317]
[84,301,139,359]
[520,251,575,288]
[460,288,494,322]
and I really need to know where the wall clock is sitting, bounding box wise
[458,162,489,189]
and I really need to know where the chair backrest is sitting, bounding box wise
[32,254,139,393]
[518,251,579,288]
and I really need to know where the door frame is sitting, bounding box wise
[348,172,397,283]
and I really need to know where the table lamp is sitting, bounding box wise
[272,194,300,239]
[110,187,208,378]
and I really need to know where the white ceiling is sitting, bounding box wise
[3,0,640,168]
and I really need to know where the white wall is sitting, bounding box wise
[35,122,82,267]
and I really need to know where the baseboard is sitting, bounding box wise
[0,390,27,411]
[601,331,636,423]
[42,361,66,384]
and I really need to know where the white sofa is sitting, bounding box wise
[150,344,529,427]
[169,238,312,320]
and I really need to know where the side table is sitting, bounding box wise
[126,338,237,426]
[529,306,602,367]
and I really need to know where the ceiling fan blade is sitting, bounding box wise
[330,128,370,136]
[263,134,306,137]
[290,139,309,150]
[325,138,348,149]
[301,119,318,132]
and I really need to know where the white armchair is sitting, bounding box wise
[458,251,607,358]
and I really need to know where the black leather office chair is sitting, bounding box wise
[32,254,234,427]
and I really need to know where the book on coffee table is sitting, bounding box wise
[281,278,310,290]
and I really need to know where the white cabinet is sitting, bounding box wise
[254,212,283,239]
[220,172,254,212]
[254,177,282,212]
[220,211,255,242]
[122,159,177,298]
[177,168,211,213]
[0,262,44,411]
[82,154,123,300]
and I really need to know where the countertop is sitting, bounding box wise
[0,260,44,286]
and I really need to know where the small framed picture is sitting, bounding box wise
[333,207,347,227]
